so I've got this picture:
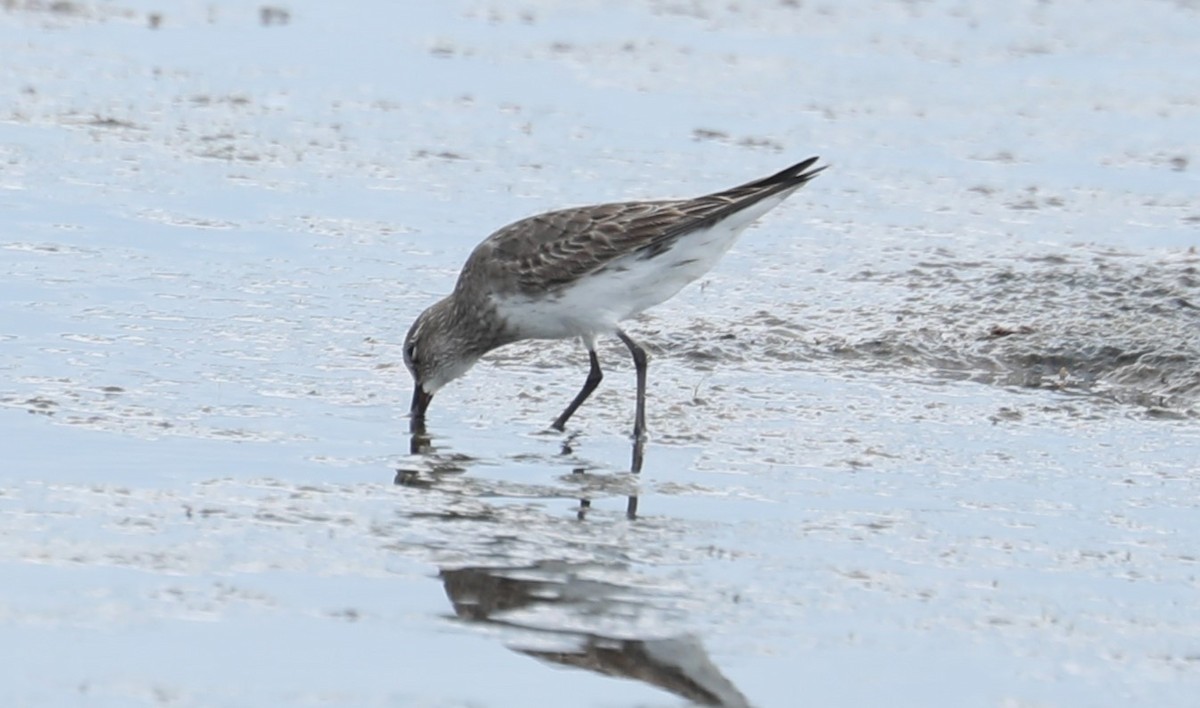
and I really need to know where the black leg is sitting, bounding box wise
[551,347,603,431]
[616,330,648,441]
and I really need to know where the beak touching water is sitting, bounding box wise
[410,385,433,424]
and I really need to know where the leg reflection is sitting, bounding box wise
[401,420,642,520]
[573,437,643,520]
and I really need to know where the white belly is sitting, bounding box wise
[492,190,790,341]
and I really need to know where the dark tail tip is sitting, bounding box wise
[730,156,826,193]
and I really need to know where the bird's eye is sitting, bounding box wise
[404,343,418,368]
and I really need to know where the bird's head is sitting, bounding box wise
[403,299,481,424]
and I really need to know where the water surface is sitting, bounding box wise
[2,1,1198,706]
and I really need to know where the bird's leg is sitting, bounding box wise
[616,330,648,441]
[551,347,603,431]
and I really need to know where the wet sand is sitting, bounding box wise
[2,1,1198,706]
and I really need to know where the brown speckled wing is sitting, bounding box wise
[456,157,825,298]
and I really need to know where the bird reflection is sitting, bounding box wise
[398,424,742,703]
[441,563,751,708]
[408,415,430,453]
[401,420,641,518]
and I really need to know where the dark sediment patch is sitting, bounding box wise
[668,246,1200,418]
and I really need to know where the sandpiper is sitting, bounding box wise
[405,157,825,439]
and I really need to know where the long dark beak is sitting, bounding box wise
[410,385,433,425]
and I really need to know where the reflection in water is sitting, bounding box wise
[441,564,751,708]
[398,424,744,703]
[400,420,641,518]
[395,421,478,488]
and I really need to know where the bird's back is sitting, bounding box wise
[457,156,825,305]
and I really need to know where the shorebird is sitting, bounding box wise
[404,157,825,439]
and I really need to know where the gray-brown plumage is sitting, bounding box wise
[405,157,826,438]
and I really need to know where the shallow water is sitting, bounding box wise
[2,1,1199,706]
